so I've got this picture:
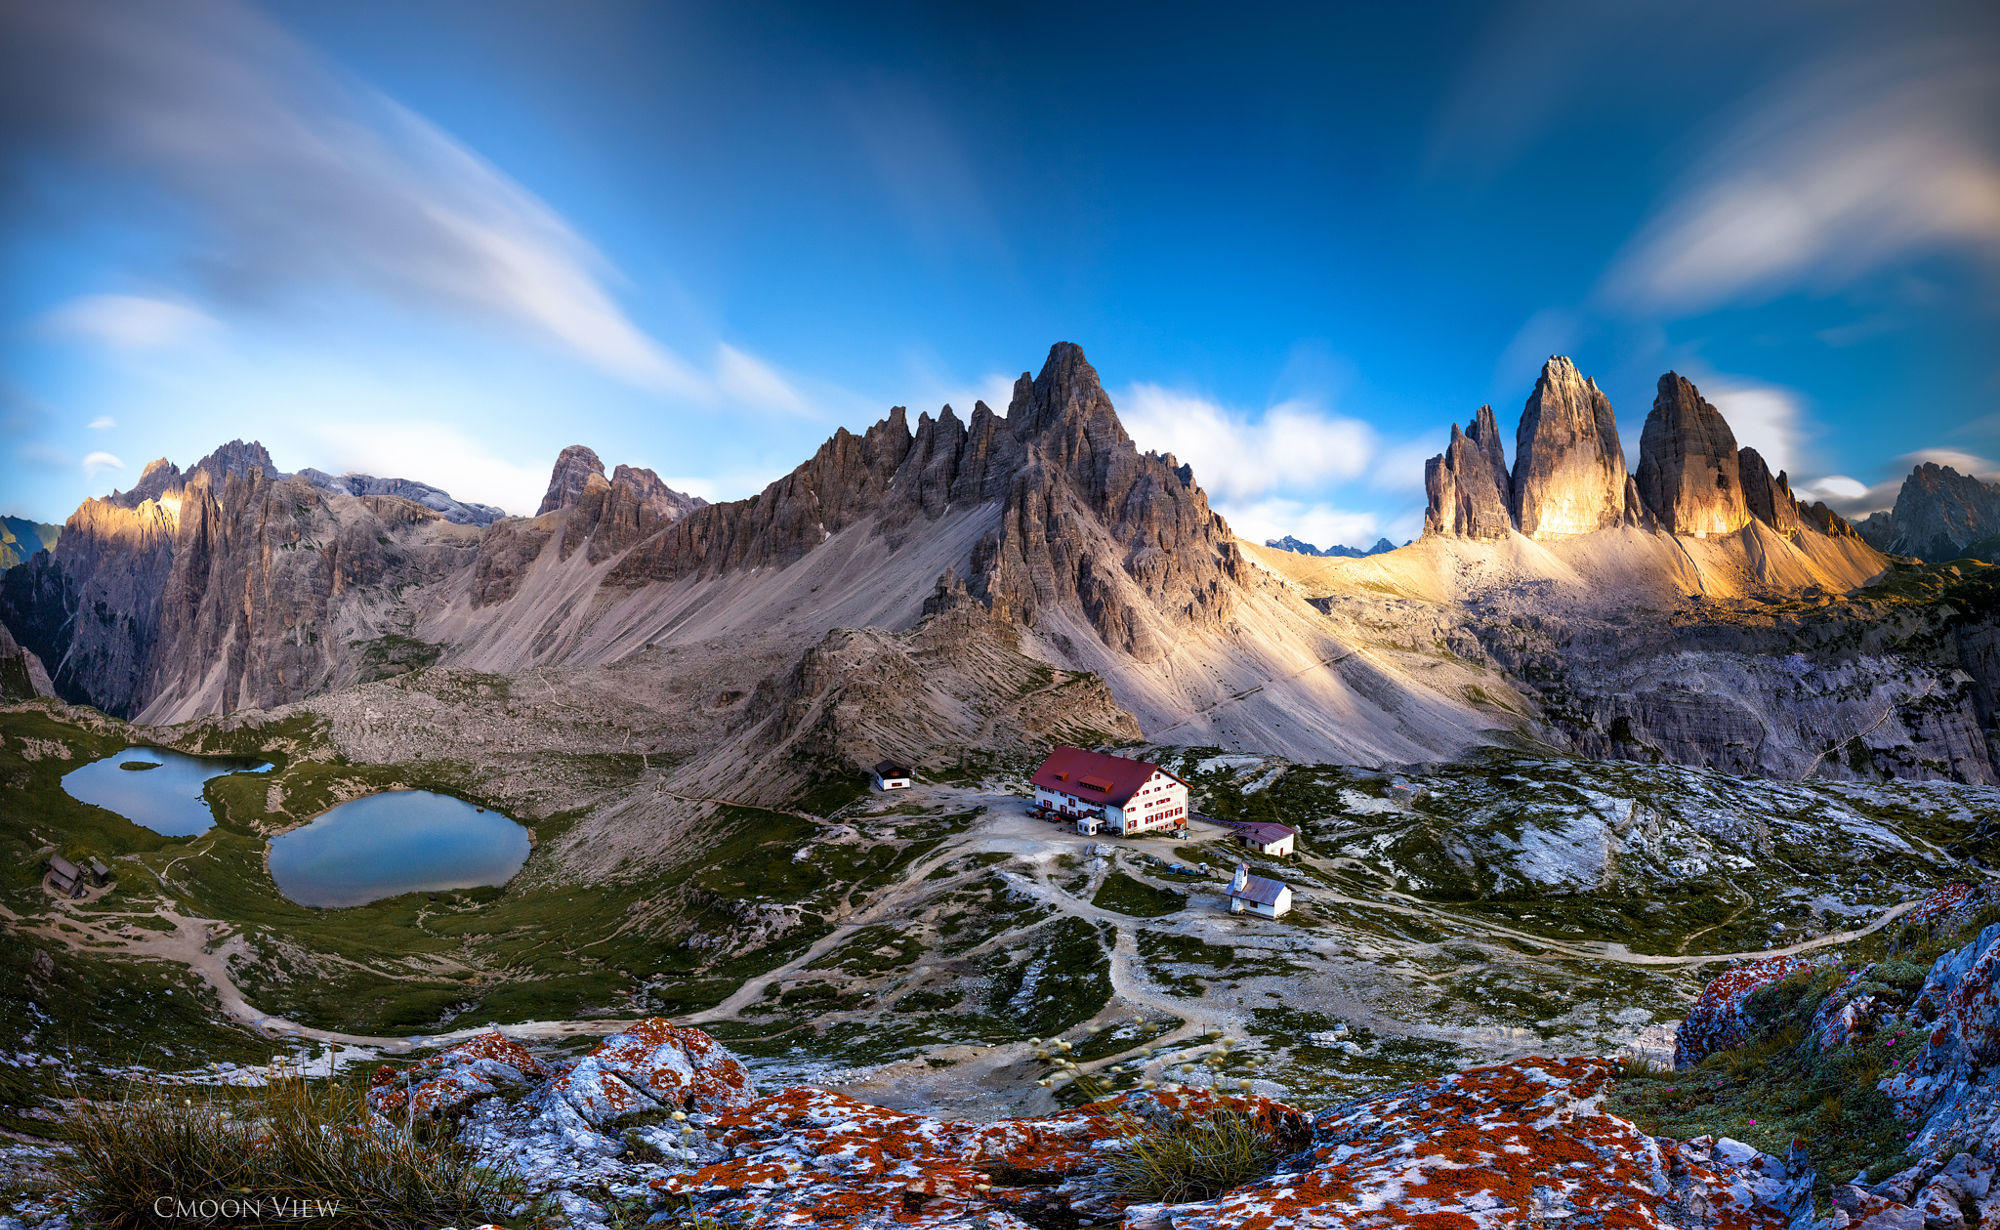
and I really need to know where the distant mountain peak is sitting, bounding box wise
[1867,462,2000,560]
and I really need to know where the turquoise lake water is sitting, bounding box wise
[61,747,273,837]
[267,790,530,907]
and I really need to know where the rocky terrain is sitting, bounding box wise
[1859,463,2000,562]
[1423,357,1853,547]
[1507,356,1632,536]
[0,345,1514,771]
[10,874,1995,1229]
[2,341,1998,1227]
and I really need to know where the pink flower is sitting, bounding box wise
[1748,1119,1757,1126]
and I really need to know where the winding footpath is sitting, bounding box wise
[6,790,1951,1061]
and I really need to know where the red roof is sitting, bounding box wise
[1029,746,1184,807]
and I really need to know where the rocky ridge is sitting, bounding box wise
[1424,357,1852,545]
[2,341,1982,787]
[1423,405,1514,539]
[1637,372,1752,537]
[538,445,607,516]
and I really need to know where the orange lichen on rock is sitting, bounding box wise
[1119,1058,1809,1230]
[538,1016,756,1128]
[366,1031,548,1120]
[654,1084,1302,1229]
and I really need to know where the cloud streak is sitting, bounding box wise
[42,294,221,350]
[80,451,125,480]
[1604,31,2000,311]
[0,0,808,411]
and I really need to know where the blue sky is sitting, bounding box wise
[2,0,1996,547]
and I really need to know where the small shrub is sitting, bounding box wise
[52,1074,516,1230]
[1101,1105,1279,1205]
[1873,958,1931,992]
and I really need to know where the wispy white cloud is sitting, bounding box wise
[1116,384,1376,501]
[1114,382,1425,550]
[837,76,1005,261]
[80,451,125,480]
[87,415,115,431]
[1901,447,1999,478]
[1603,34,2000,311]
[0,0,808,412]
[712,345,810,417]
[1700,378,1806,476]
[1790,473,1895,519]
[42,294,221,350]
[298,421,548,514]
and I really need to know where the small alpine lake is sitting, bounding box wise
[61,747,273,837]
[267,790,531,907]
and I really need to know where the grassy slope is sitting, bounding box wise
[0,703,953,1038]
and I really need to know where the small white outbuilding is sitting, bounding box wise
[1225,863,1292,919]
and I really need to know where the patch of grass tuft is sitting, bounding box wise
[52,1074,517,1229]
[1100,1105,1280,1205]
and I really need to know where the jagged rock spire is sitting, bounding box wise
[1424,411,1513,540]
[538,445,605,516]
[1737,446,1800,536]
[1510,357,1628,537]
[1635,374,1749,537]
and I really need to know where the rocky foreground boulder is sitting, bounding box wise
[398,1027,1816,1229]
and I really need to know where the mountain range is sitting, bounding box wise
[1263,535,1399,558]
[3,343,1997,799]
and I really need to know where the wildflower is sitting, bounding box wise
[1748,1119,1757,1126]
